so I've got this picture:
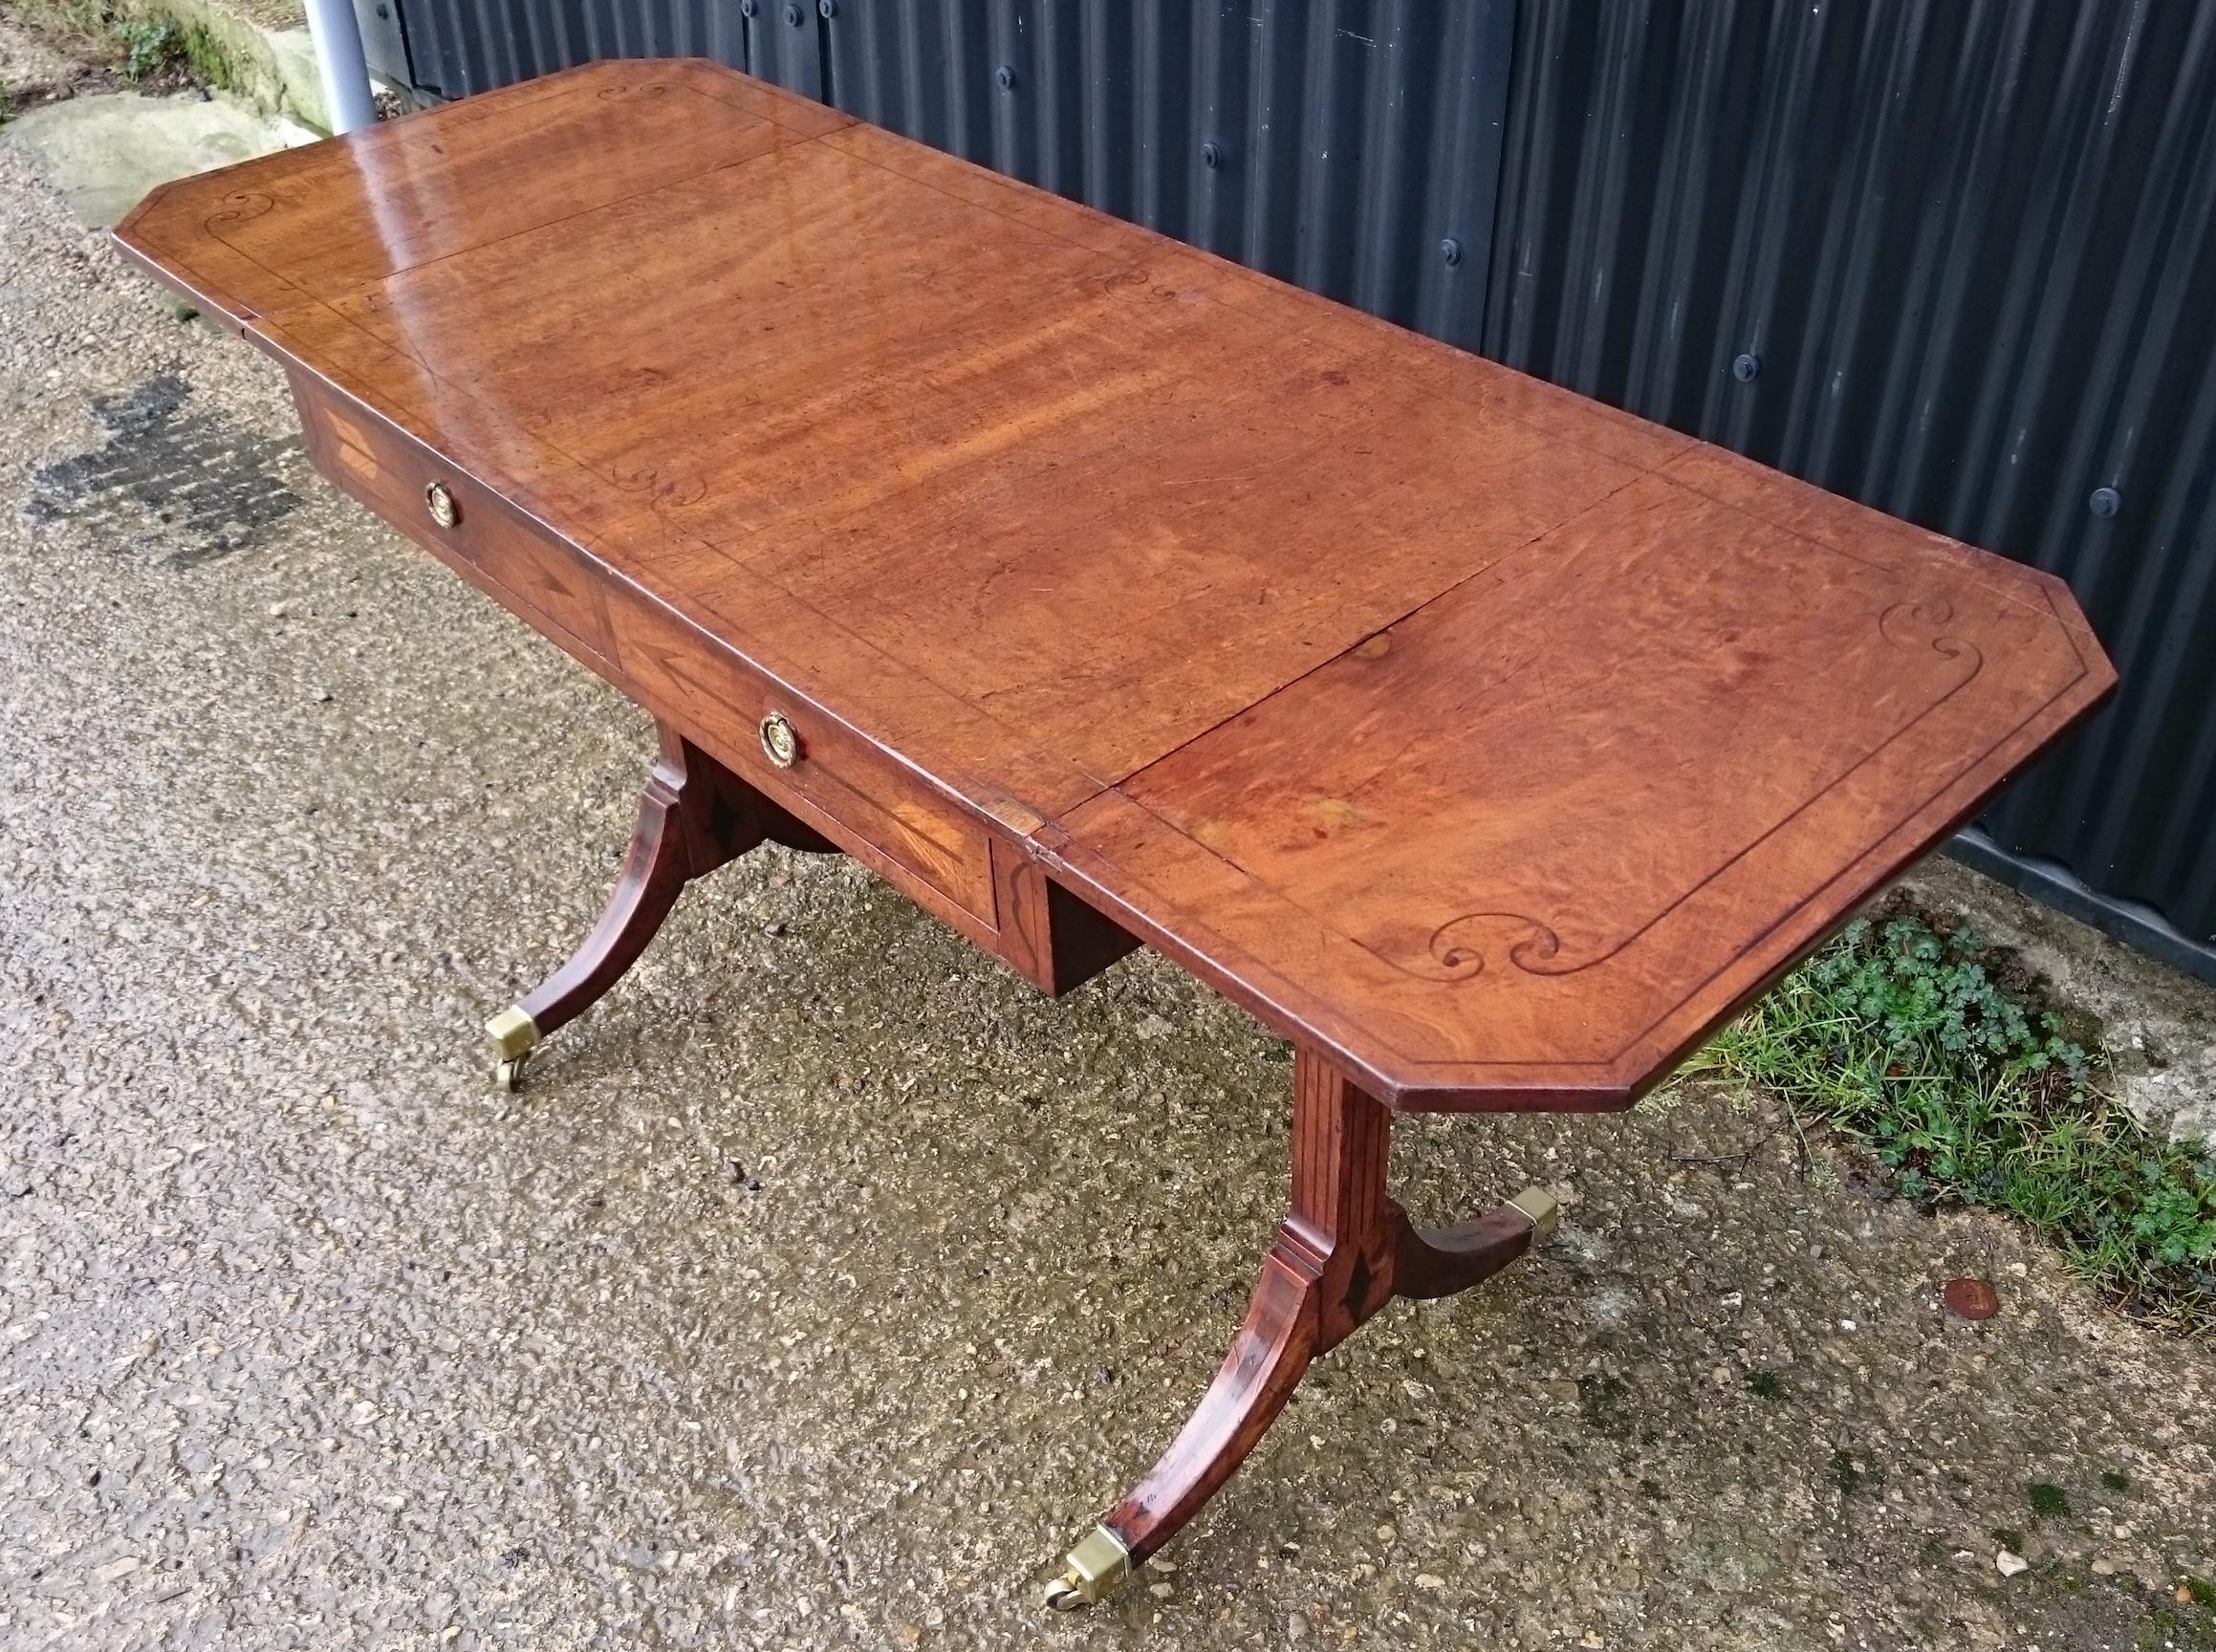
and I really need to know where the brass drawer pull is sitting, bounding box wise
[759,711,799,768]
[424,480,460,529]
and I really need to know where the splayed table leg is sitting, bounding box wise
[1046,1047,1557,1607]
[484,719,831,1089]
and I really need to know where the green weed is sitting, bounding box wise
[1576,1372,1632,1438]
[7,0,239,93]
[1684,902,2216,1330]
[114,14,180,80]
[2028,1481,2072,1518]
[1747,1368,1788,1402]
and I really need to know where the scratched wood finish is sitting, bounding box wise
[114,58,2115,1113]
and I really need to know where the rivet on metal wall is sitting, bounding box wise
[1201,141,1224,170]
[2088,487,2121,519]
[738,0,754,13]
[1732,353,1761,382]
[995,63,1016,91]
[817,0,834,14]
[1440,237,1463,268]
[782,2,800,25]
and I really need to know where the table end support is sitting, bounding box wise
[1046,1046,1554,1607]
[484,720,774,1090]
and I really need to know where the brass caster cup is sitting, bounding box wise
[486,1004,540,1061]
[486,1005,540,1093]
[1044,1526,1130,1611]
[1509,1184,1562,1244]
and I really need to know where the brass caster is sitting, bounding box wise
[1509,1184,1561,1244]
[1041,1577,1083,1613]
[486,1003,541,1062]
[487,1004,540,1092]
[1044,1526,1129,1611]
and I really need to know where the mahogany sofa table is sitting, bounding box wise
[115,59,2115,1609]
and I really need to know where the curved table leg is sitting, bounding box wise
[1048,1046,1556,1607]
[1394,1188,1560,1300]
[484,722,769,1088]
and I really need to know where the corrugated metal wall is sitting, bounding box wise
[1486,0,2216,979]
[380,0,1520,350]
[816,1,1516,350]
[371,0,2216,981]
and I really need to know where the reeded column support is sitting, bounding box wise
[1046,1046,1556,1608]
[483,719,830,1089]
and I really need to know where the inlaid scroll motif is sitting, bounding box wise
[1406,912,1566,983]
[1381,598,1987,988]
[1879,597,1984,680]
[205,191,274,230]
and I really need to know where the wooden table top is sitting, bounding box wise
[115,59,2114,1112]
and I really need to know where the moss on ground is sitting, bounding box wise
[1684,898,2216,1331]
[4,0,315,121]
[8,0,233,91]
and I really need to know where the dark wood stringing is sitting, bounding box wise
[112,55,2118,1591]
[116,57,2111,1112]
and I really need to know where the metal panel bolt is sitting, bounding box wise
[1201,141,1224,170]
[2089,487,2120,519]
[996,63,1016,91]
[817,0,835,15]
[783,2,801,24]
[1439,237,1462,268]
[1732,353,1761,382]
[738,0,754,13]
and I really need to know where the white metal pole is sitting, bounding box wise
[303,0,378,135]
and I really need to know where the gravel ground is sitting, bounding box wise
[0,12,77,95]
[4,116,2215,1652]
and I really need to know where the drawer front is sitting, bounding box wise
[293,378,612,659]
[607,587,1001,932]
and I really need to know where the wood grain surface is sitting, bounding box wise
[114,58,2116,1113]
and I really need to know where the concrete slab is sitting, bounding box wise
[260,24,327,125]
[2,87,307,227]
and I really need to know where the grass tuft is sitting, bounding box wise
[2028,1481,2073,1518]
[1684,902,2216,1332]
[7,0,240,94]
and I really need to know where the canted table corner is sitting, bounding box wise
[113,57,2115,1609]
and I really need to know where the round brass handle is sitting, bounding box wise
[424,480,460,529]
[759,711,799,769]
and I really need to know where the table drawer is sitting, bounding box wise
[293,377,612,659]
[607,589,1001,933]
